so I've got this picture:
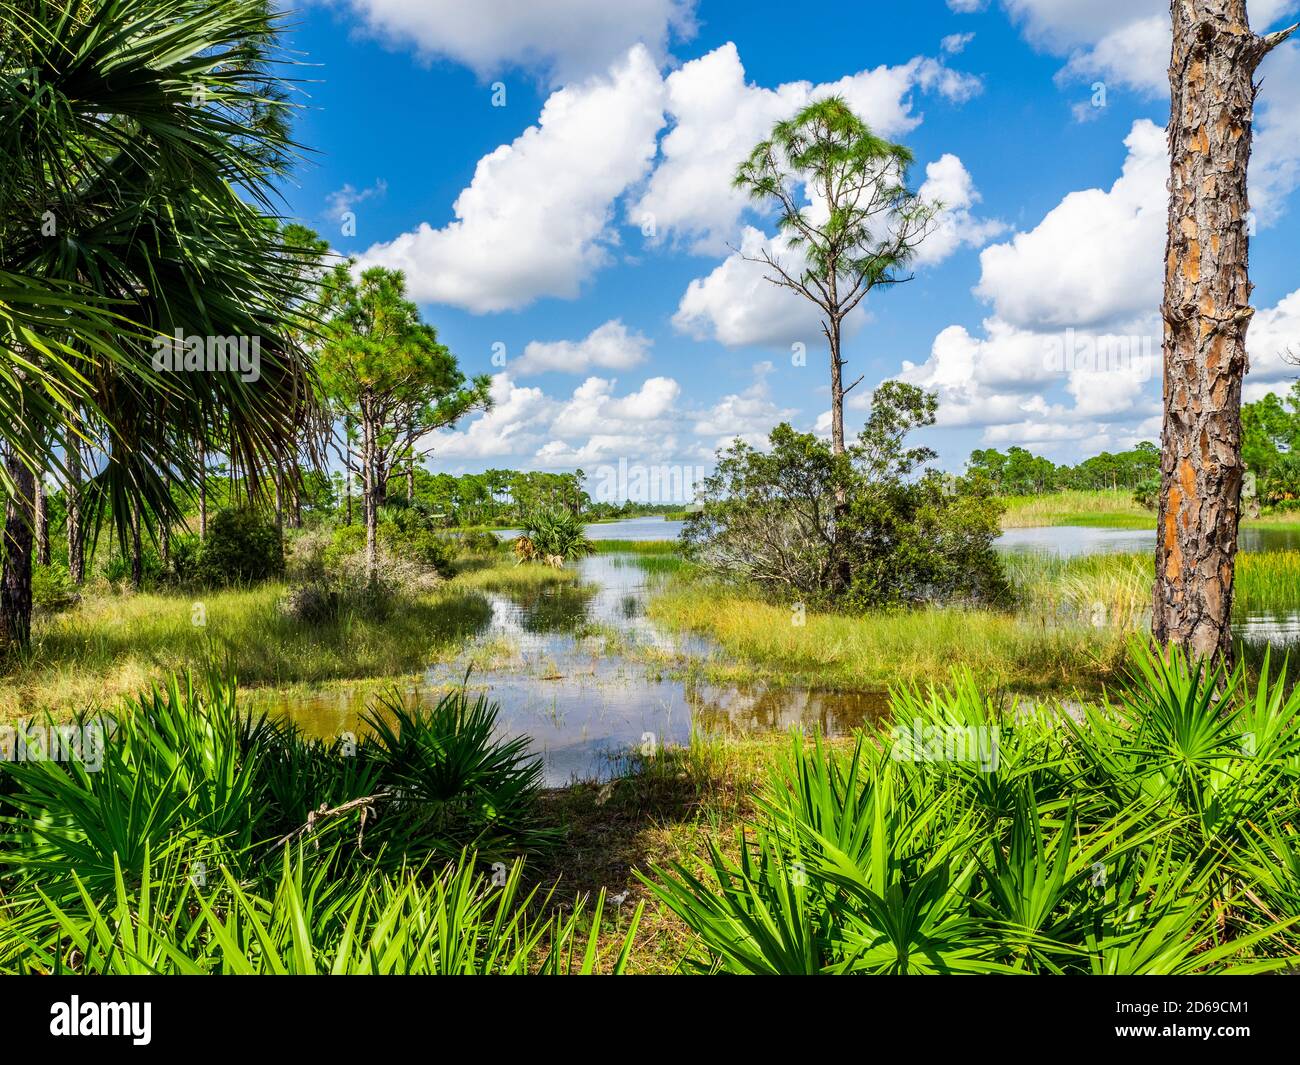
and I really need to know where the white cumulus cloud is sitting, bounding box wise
[512,320,652,375]
[319,0,697,83]
[359,45,666,313]
[974,119,1166,331]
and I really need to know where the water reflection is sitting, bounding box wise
[269,517,1300,784]
[272,546,877,785]
[996,522,1300,646]
[996,523,1300,557]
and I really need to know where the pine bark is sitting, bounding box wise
[1154,1,1295,658]
[66,428,84,585]
[34,476,49,566]
[1,453,35,649]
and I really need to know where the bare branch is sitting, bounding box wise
[1258,22,1298,61]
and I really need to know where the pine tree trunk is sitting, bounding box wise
[1153,1,1296,659]
[130,502,143,590]
[1,452,35,649]
[828,324,845,457]
[66,428,84,585]
[34,476,49,566]
[362,401,378,585]
[159,472,171,570]
[199,436,208,539]
[345,441,354,526]
[406,426,415,506]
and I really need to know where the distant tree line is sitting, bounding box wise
[965,443,1161,496]
[1241,383,1300,508]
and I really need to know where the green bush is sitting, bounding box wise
[324,522,366,570]
[31,563,78,613]
[438,528,503,555]
[386,526,456,577]
[0,675,610,973]
[167,532,204,583]
[99,546,164,587]
[195,508,284,586]
[645,642,1300,974]
[514,509,593,566]
[1132,476,1160,511]
[685,383,1008,608]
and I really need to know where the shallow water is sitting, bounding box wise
[493,515,685,542]
[275,538,884,785]
[995,522,1300,645]
[995,523,1300,558]
[271,516,1300,783]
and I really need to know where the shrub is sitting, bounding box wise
[388,526,456,577]
[99,545,163,587]
[643,643,1300,974]
[167,532,204,583]
[685,384,1008,608]
[280,524,444,622]
[31,563,78,614]
[453,529,505,554]
[0,673,592,974]
[195,508,284,586]
[1132,476,1160,511]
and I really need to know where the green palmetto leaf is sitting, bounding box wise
[1,0,321,553]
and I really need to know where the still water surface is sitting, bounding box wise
[275,517,1300,783]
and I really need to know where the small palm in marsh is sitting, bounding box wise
[513,510,594,569]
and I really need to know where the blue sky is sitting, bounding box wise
[274,0,1300,488]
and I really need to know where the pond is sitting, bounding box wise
[995,524,1300,557]
[273,517,1300,785]
[493,515,685,542]
[277,536,885,785]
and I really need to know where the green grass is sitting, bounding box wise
[648,549,1300,697]
[1000,488,1300,532]
[590,539,681,554]
[0,562,582,719]
[1000,489,1155,529]
[452,560,582,589]
[648,580,1130,693]
[1004,548,1300,621]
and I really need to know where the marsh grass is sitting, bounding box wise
[1000,489,1155,529]
[452,562,582,592]
[648,582,1130,693]
[1000,488,1300,532]
[0,563,576,718]
[1006,549,1300,621]
[590,539,681,554]
[648,549,1300,696]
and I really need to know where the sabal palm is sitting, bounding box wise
[0,0,319,597]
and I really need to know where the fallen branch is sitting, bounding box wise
[277,790,393,851]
